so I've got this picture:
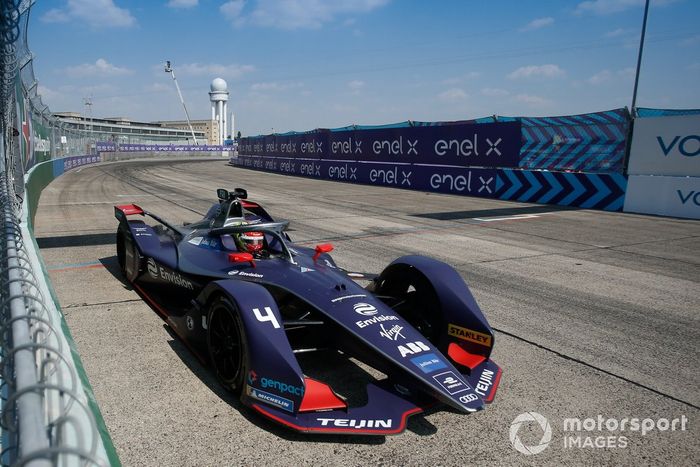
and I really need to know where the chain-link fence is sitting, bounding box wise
[2,1,117,465]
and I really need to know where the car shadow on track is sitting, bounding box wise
[99,256,131,288]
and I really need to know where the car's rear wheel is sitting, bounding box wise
[207,296,248,394]
[116,227,129,274]
[376,269,442,345]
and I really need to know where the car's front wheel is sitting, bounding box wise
[376,268,442,345]
[207,296,248,394]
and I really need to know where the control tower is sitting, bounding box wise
[209,78,229,145]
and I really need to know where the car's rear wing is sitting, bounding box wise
[114,204,144,217]
[114,204,187,236]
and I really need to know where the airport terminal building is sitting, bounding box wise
[53,112,210,145]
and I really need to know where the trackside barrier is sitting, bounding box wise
[231,155,627,212]
[97,142,236,153]
[238,109,630,174]
[3,0,117,464]
[0,155,119,466]
[624,175,699,219]
[624,113,700,219]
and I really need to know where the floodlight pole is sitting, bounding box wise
[631,0,649,116]
[165,61,198,145]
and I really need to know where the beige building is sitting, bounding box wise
[53,112,206,144]
[153,119,220,145]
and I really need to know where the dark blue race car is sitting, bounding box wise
[114,188,501,435]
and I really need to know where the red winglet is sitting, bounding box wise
[448,342,486,369]
[299,377,347,412]
[115,204,144,216]
[241,200,259,209]
[313,244,334,262]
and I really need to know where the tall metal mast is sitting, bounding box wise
[165,60,198,145]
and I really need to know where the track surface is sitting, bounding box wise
[34,158,699,465]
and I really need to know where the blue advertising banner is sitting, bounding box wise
[96,142,117,152]
[326,122,520,167]
[96,142,236,153]
[233,155,625,211]
[53,154,102,177]
[235,156,498,197]
[239,122,521,168]
[513,108,628,173]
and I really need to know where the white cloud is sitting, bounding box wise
[575,0,677,15]
[221,0,246,22]
[515,93,552,107]
[588,67,635,85]
[588,70,612,85]
[250,82,303,91]
[348,80,365,93]
[605,27,632,37]
[508,64,564,80]
[167,0,199,8]
[37,85,62,101]
[41,0,135,27]
[481,87,509,97]
[520,17,554,32]
[441,72,480,85]
[438,88,468,102]
[64,58,133,77]
[146,82,171,92]
[680,35,700,47]
[177,62,256,78]
[618,67,635,77]
[221,0,390,29]
[81,83,118,95]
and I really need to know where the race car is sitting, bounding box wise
[114,188,501,435]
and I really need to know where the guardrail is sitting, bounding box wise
[1,0,118,463]
[1,162,117,465]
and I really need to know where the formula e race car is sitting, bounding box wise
[114,188,501,435]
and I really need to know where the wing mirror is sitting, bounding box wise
[217,188,229,201]
[228,252,256,267]
[313,244,334,262]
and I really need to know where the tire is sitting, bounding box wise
[116,228,128,274]
[207,296,248,394]
[377,269,442,345]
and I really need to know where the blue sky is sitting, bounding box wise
[29,0,700,136]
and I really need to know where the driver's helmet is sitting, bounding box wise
[239,230,264,253]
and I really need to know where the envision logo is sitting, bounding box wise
[510,412,552,455]
[147,258,158,278]
[657,135,700,157]
[353,303,378,316]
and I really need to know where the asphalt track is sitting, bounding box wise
[34,158,699,465]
